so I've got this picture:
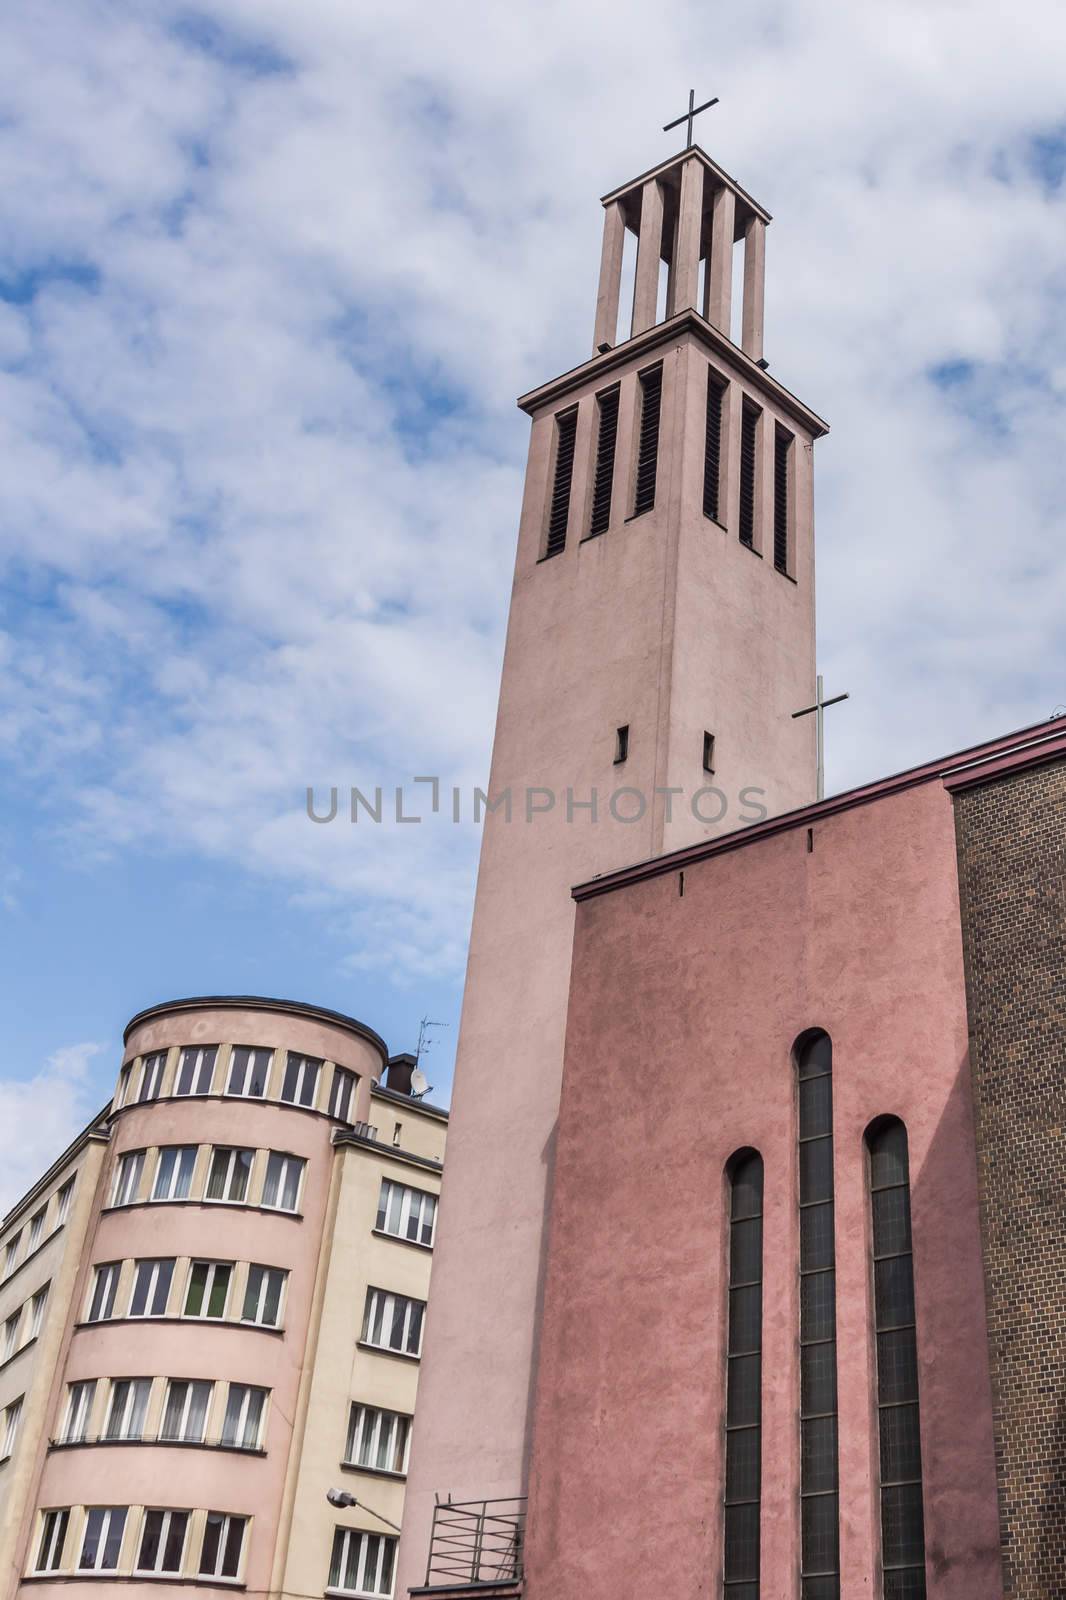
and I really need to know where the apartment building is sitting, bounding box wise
[0,996,445,1599]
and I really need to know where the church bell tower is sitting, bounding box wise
[397,132,829,1594]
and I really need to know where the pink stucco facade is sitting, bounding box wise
[523,770,1003,1597]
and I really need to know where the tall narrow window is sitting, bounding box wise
[544,407,578,558]
[724,1151,763,1600]
[798,1031,839,1599]
[87,1263,120,1324]
[281,1052,321,1109]
[55,1177,74,1225]
[739,403,760,549]
[225,1046,269,1098]
[773,425,792,574]
[110,1150,145,1208]
[175,1044,217,1096]
[868,1118,926,1600]
[632,365,663,516]
[199,1513,247,1581]
[137,1051,167,1102]
[262,1152,305,1212]
[588,386,620,537]
[328,1066,356,1121]
[221,1384,268,1449]
[35,1509,70,1573]
[27,1208,45,1253]
[703,368,726,522]
[62,1380,96,1443]
[242,1265,287,1328]
[3,1396,23,1457]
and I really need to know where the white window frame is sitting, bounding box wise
[262,1152,305,1213]
[62,1380,97,1443]
[226,1046,271,1099]
[4,1309,21,1359]
[242,1264,287,1328]
[152,1145,198,1202]
[117,1064,133,1107]
[183,1260,232,1321]
[2,1396,22,1457]
[206,1147,253,1204]
[345,1402,411,1475]
[35,1508,69,1573]
[174,1044,217,1096]
[160,1378,213,1443]
[328,1067,356,1121]
[128,1257,174,1318]
[137,1052,167,1102]
[328,1527,397,1598]
[280,1052,321,1109]
[87,1262,120,1323]
[55,1177,74,1226]
[110,1150,145,1208]
[375,1179,437,1247]
[221,1383,267,1450]
[199,1512,247,1580]
[78,1506,127,1572]
[136,1508,190,1576]
[26,1207,45,1254]
[361,1287,425,1357]
[3,1231,21,1280]
[29,1284,49,1338]
[103,1378,151,1441]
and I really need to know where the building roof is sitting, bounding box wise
[123,993,390,1063]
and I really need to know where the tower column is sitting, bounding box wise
[593,199,626,352]
[669,156,704,316]
[705,183,735,335]
[631,178,664,336]
[742,215,766,361]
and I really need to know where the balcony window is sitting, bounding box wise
[242,1265,286,1328]
[345,1403,410,1474]
[152,1145,197,1202]
[103,1378,151,1441]
[61,1380,96,1444]
[206,1147,254,1205]
[78,1507,127,1571]
[175,1045,217,1097]
[262,1152,305,1212]
[361,1288,425,1358]
[226,1046,270,1098]
[137,1509,189,1576]
[35,1509,70,1573]
[376,1179,437,1247]
[129,1258,174,1318]
[184,1261,232,1320]
[110,1150,145,1208]
[329,1528,396,1598]
[199,1512,247,1581]
[281,1052,321,1109]
[222,1384,267,1449]
[161,1379,213,1444]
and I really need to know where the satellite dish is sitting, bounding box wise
[411,1067,429,1096]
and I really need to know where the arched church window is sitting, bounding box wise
[797,1030,839,1599]
[724,1148,763,1599]
[867,1117,926,1600]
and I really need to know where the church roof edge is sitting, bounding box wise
[600,145,772,225]
[572,716,1066,902]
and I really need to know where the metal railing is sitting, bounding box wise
[425,1496,527,1587]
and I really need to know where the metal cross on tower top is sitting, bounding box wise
[662,89,720,149]
[792,675,850,801]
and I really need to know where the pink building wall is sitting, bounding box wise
[524,776,1002,1597]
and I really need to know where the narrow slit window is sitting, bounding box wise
[739,403,760,549]
[703,731,716,774]
[588,386,620,537]
[632,365,663,516]
[544,408,578,558]
[868,1118,926,1600]
[798,1031,839,1600]
[704,369,726,523]
[614,725,630,765]
[724,1150,763,1598]
[774,425,792,574]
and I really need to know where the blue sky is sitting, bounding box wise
[1,0,1065,1211]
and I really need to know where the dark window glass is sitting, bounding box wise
[730,1216,762,1284]
[739,404,758,548]
[881,1484,926,1567]
[703,370,725,523]
[725,1426,760,1503]
[724,1501,759,1582]
[802,1576,841,1600]
[800,1137,833,1204]
[632,366,662,516]
[724,1151,763,1595]
[873,1187,912,1257]
[798,1033,838,1596]
[883,1569,927,1600]
[876,1329,920,1405]
[545,408,578,557]
[799,1074,832,1139]
[801,1415,838,1495]
[589,386,620,537]
[879,1403,923,1484]
[729,1284,762,1356]
[800,1202,834,1272]
[874,1257,916,1331]
[801,1342,837,1418]
[870,1121,910,1189]
[800,1270,835,1343]
[727,1353,761,1428]
[801,1492,839,1577]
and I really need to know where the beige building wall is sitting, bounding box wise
[0,1122,111,1597]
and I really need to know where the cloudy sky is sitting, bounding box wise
[1,0,1064,1211]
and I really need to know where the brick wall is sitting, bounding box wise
[953,756,1066,1597]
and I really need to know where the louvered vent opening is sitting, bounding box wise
[774,425,791,573]
[544,408,578,558]
[632,366,663,518]
[588,387,620,538]
[739,404,759,549]
[703,369,725,522]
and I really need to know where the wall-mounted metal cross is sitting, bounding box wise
[792,675,850,801]
[662,89,720,150]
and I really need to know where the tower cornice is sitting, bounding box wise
[600,142,772,226]
[516,306,830,438]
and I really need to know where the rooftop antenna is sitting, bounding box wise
[413,1015,447,1099]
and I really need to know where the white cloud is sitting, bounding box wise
[0,0,1063,982]
[0,1043,106,1219]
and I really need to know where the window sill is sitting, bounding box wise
[74,1316,284,1338]
[24,1577,245,1590]
[703,513,728,533]
[623,508,653,524]
[535,547,565,565]
[0,1335,37,1375]
[104,1199,302,1222]
[775,565,798,585]
[356,1339,421,1364]
[739,539,763,559]
[111,1092,351,1129]
[370,1228,433,1253]
[578,529,606,545]
[49,1436,266,1457]
[339,1460,407,1482]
